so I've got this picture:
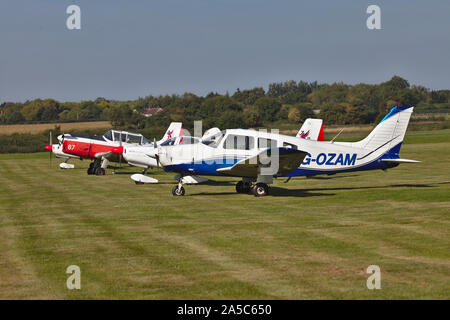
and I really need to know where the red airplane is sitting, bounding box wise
[44,123,182,175]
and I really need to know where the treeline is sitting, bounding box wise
[1,76,450,134]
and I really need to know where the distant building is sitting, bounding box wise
[141,107,163,117]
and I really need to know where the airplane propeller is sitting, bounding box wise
[48,131,53,165]
[119,132,123,168]
[153,137,160,167]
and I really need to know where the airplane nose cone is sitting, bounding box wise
[44,145,52,151]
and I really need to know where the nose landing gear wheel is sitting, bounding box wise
[172,185,185,196]
[252,183,269,197]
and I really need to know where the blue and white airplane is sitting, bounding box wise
[144,106,419,196]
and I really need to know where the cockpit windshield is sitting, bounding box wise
[103,130,112,141]
[159,136,200,147]
[160,137,177,146]
[201,130,225,148]
[179,136,200,145]
[105,130,149,145]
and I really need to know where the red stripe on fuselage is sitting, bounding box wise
[62,138,117,159]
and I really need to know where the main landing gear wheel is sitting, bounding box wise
[252,183,269,197]
[172,185,185,196]
[95,167,105,176]
[236,181,252,193]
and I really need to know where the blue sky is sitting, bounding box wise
[1,0,449,102]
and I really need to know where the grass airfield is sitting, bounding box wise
[0,129,449,299]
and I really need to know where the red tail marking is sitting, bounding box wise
[318,124,324,141]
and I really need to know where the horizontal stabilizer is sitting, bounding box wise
[59,163,75,169]
[381,158,421,163]
[130,174,159,184]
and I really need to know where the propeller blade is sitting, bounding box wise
[155,154,160,168]
[49,131,52,165]
[119,132,123,168]
[154,138,161,167]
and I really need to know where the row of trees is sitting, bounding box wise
[1,77,449,133]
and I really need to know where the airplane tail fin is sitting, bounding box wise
[355,106,414,155]
[161,122,183,142]
[296,118,324,141]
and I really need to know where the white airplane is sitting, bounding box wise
[123,120,324,184]
[138,106,419,196]
[120,123,184,183]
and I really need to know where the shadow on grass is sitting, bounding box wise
[303,174,360,180]
[186,182,437,197]
[303,183,435,193]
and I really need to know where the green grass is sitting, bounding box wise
[0,130,449,299]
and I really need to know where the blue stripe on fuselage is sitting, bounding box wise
[286,142,403,177]
[165,156,244,176]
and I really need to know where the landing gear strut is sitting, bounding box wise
[87,159,106,175]
[172,178,185,196]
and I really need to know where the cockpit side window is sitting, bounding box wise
[127,134,141,144]
[224,134,254,150]
[258,138,277,149]
[202,131,225,148]
[113,131,121,142]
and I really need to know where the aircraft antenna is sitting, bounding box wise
[330,128,344,143]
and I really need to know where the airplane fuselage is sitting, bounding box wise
[158,129,401,178]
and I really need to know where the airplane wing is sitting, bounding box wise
[381,158,421,163]
[216,147,307,178]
